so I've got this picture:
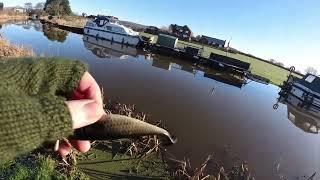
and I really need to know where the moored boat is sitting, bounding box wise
[278,73,320,116]
[84,16,142,47]
[273,72,320,133]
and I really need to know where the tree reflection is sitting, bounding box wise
[42,24,68,43]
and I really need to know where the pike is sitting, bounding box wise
[72,114,177,145]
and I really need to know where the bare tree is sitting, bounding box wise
[275,62,284,67]
[34,2,45,10]
[160,25,169,32]
[269,59,276,63]
[305,67,318,75]
[24,2,33,13]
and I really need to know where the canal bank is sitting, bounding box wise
[0,15,28,24]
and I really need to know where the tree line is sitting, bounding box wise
[44,0,71,16]
[23,0,71,16]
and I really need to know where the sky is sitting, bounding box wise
[3,0,320,72]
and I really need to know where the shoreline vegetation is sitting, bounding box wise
[0,11,28,24]
[0,12,32,58]
[40,15,86,28]
[40,15,299,86]
[0,100,257,179]
[0,37,33,58]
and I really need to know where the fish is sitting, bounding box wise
[72,114,177,145]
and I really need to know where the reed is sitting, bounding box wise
[0,36,33,58]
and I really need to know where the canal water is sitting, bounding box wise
[1,21,320,179]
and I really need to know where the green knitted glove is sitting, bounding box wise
[0,93,72,162]
[0,57,87,163]
[0,57,87,97]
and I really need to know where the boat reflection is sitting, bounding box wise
[82,34,247,89]
[151,55,206,77]
[150,54,249,88]
[83,35,140,58]
[275,95,320,134]
[151,57,170,70]
[204,72,247,88]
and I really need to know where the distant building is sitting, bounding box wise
[200,35,226,48]
[145,26,160,35]
[169,24,193,41]
[13,6,26,13]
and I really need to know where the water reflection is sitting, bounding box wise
[276,94,320,134]
[14,21,42,31]
[42,24,69,42]
[204,72,247,88]
[82,34,248,89]
[83,35,139,58]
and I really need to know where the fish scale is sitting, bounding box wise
[73,114,177,145]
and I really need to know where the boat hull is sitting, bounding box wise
[84,27,141,47]
[280,84,320,117]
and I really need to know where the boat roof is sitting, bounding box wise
[94,16,119,23]
[296,73,320,94]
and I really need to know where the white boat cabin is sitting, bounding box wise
[84,16,141,46]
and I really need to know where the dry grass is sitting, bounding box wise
[40,16,87,28]
[0,11,28,22]
[100,100,256,180]
[0,37,33,58]
[168,154,255,180]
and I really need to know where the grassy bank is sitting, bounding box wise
[0,11,28,23]
[0,37,33,58]
[0,101,171,179]
[0,154,89,180]
[40,16,87,28]
[140,32,296,86]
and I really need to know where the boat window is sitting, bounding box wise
[305,75,316,83]
[113,27,122,33]
[99,20,104,26]
[86,22,95,27]
[105,26,112,31]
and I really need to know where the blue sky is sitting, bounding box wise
[3,0,320,72]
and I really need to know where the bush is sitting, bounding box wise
[44,0,72,16]
[0,154,89,179]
